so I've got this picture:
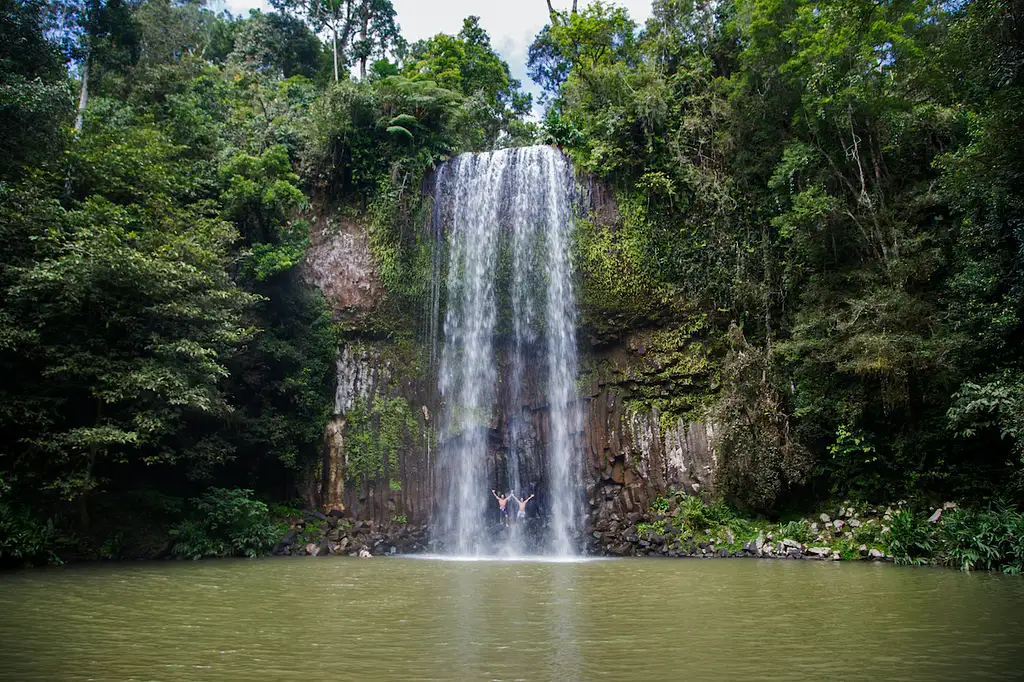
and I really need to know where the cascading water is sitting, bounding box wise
[435,145,582,556]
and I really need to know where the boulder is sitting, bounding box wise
[806,547,831,557]
[849,519,862,528]
[820,513,831,523]
[308,510,328,521]
[786,547,803,558]
[833,520,845,531]
[783,539,802,549]
[868,548,885,560]
[305,542,317,556]
[858,544,868,556]
[927,508,943,524]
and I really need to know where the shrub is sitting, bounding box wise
[938,503,1024,574]
[678,495,711,532]
[0,501,59,566]
[777,520,813,544]
[886,509,934,565]
[171,488,281,559]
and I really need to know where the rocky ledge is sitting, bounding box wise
[272,511,428,557]
[586,497,915,562]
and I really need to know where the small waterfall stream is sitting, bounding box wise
[434,145,582,556]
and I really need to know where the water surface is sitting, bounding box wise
[2,557,1023,681]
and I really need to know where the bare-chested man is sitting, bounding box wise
[510,492,535,521]
[491,489,510,527]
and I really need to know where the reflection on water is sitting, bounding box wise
[2,557,1024,681]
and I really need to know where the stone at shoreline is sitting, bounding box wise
[807,547,831,557]
[869,548,885,560]
[783,539,801,549]
[305,542,317,556]
[859,544,868,556]
[820,514,831,523]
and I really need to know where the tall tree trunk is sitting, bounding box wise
[332,25,339,82]
[359,10,369,79]
[74,54,90,132]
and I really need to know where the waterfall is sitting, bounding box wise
[435,145,581,556]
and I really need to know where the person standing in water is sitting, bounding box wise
[491,490,510,527]
[510,492,535,522]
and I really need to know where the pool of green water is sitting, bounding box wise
[2,556,1023,680]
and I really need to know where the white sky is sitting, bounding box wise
[210,0,654,112]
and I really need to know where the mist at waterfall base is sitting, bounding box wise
[432,145,583,557]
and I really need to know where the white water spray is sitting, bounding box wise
[435,146,581,555]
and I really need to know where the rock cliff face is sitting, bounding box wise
[303,188,721,543]
[580,339,718,540]
[301,213,383,324]
[302,211,434,525]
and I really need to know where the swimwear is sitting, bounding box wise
[499,508,508,518]
[517,510,526,519]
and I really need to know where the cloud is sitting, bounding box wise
[208,0,654,112]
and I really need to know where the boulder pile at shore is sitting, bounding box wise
[272,511,428,557]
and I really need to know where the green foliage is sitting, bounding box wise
[0,475,60,566]
[636,519,665,539]
[171,488,281,559]
[0,502,59,566]
[948,373,1024,460]
[885,509,935,566]
[344,394,418,490]
[229,11,325,80]
[404,16,532,149]
[938,504,1024,575]
[0,2,341,554]
[825,425,882,498]
[714,327,812,513]
[776,520,813,544]
[544,0,1024,504]
[678,495,712,533]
